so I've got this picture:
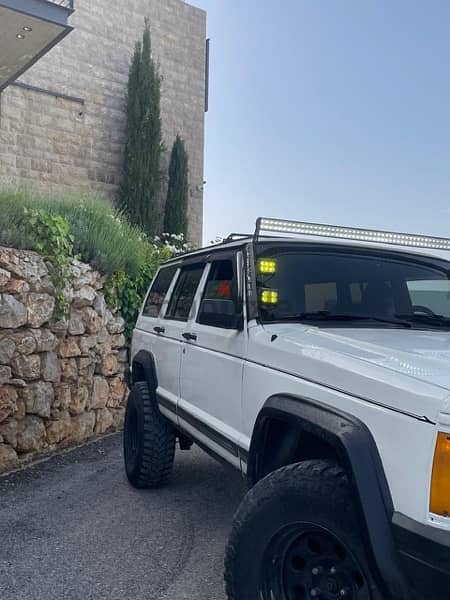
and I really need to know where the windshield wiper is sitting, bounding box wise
[396,313,450,328]
[278,311,413,328]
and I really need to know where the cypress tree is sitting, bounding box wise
[119,20,162,236]
[163,135,189,237]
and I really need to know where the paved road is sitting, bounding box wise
[0,435,246,600]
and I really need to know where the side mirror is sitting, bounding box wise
[198,299,243,329]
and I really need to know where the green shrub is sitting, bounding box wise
[24,208,74,319]
[119,21,163,237]
[0,188,148,276]
[0,187,178,339]
[44,198,148,277]
[164,135,189,237]
[105,244,172,341]
[0,188,36,249]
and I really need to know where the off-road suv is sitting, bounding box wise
[124,217,450,600]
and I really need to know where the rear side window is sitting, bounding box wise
[166,264,205,321]
[142,266,177,318]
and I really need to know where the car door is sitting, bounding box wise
[178,251,247,469]
[155,261,207,415]
[137,263,179,341]
[133,263,180,421]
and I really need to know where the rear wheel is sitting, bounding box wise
[225,460,383,600]
[123,381,176,488]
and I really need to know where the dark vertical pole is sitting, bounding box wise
[205,38,210,113]
[254,217,262,242]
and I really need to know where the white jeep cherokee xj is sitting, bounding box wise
[124,217,450,600]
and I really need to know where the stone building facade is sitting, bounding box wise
[0,0,207,244]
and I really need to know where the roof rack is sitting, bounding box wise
[254,217,450,251]
[225,233,252,241]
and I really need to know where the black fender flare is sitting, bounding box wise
[131,350,158,392]
[248,394,409,599]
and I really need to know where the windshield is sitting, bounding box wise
[255,245,450,330]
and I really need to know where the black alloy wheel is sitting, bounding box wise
[261,523,369,599]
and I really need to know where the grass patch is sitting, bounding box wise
[0,186,183,340]
[0,187,150,277]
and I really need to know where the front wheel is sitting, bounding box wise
[123,381,176,489]
[224,460,383,600]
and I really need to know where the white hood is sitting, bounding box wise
[307,327,450,388]
[255,323,450,422]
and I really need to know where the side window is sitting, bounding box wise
[203,259,237,302]
[166,263,205,321]
[197,257,241,329]
[142,266,177,318]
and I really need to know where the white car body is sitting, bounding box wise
[130,224,450,599]
[244,323,449,528]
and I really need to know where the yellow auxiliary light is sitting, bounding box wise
[258,259,277,274]
[261,289,279,304]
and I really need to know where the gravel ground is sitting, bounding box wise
[0,434,247,600]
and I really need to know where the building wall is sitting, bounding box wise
[0,0,206,244]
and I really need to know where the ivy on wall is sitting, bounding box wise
[24,208,74,319]
[105,244,172,342]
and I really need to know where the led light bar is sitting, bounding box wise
[256,218,450,251]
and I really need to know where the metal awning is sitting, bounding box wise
[0,0,74,91]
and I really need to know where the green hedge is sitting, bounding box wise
[0,187,175,339]
[0,188,154,277]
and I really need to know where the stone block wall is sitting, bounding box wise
[0,246,128,473]
[0,0,207,244]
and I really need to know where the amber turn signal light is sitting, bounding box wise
[430,432,450,516]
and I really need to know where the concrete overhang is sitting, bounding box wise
[0,0,74,91]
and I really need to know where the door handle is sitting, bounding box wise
[182,332,197,341]
[154,326,165,334]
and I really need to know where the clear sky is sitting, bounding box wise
[191,0,450,244]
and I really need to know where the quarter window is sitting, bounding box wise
[166,264,205,321]
[142,266,177,318]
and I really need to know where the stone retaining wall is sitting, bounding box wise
[0,246,128,473]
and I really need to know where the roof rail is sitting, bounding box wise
[225,233,252,241]
[254,217,450,251]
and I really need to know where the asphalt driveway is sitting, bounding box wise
[0,435,246,600]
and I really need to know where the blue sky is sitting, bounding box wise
[192,0,450,244]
